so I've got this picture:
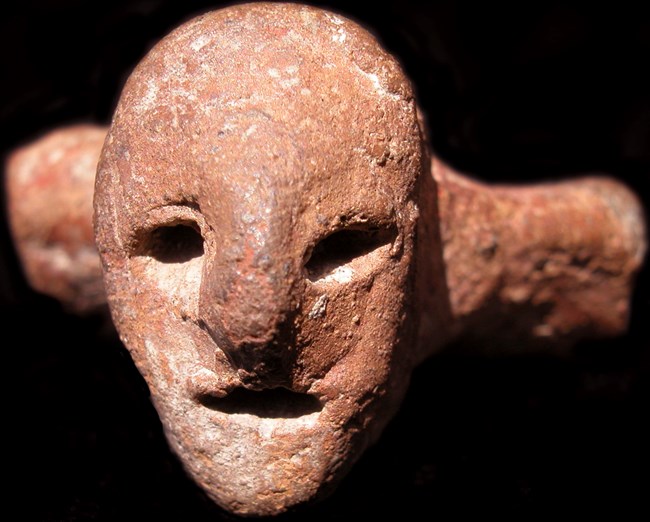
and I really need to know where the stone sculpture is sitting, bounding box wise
[8,2,640,517]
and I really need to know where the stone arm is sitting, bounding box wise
[416,157,647,361]
[4,125,108,314]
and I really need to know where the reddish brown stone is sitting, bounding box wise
[415,158,646,360]
[57,2,650,517]
[6,124,108,314]
[95,4,421,515]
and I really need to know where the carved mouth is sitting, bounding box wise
[197,387,323,419]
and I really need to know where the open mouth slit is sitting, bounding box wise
[197,387,322,419]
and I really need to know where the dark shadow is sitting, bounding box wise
[136,222,204,264]
[305,225,397,282]
[197,387,322,419]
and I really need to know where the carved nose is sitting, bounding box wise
[198,246,297,375]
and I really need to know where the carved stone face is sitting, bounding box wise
[95,3,424,516]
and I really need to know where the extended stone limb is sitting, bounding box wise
[417,157,647,358]
[5,125,108,314]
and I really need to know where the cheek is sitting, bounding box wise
[130,255,203,320]
[109,257,214,392]
[295,268,408,389]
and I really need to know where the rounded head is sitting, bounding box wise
[95,2,424,515]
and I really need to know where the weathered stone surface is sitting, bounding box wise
[95,3,421,516]
[415,158,647,359]
[6,124,107,314]
[89,2,646,516]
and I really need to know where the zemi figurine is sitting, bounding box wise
[6,3,646,516]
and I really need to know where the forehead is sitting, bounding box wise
[101,4,421,214]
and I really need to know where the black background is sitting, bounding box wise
[2,1,648,519]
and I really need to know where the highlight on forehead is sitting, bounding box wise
[111,2,418,146]
[122,3,412,110]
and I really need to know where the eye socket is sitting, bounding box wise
[305,225,397,282]
[136,221,204,263]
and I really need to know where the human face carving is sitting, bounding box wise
[94,3,424,516]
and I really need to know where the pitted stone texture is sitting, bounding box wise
[416,158,647,356]
[92,1,647,517]
[95,3,421,516]
[6,124,107,314]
